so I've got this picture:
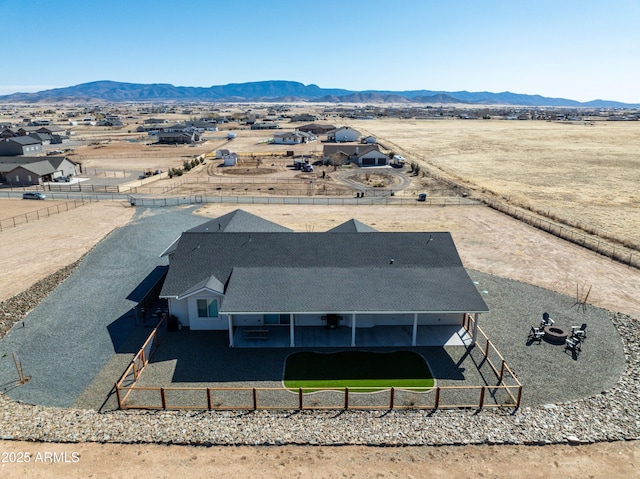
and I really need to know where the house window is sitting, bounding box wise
[27,175,32,182]
[197,299,219,318]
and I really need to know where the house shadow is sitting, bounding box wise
[143,331,474,385]
[150,331,292,383]
[421,346,468,381]
[107,266,168,354]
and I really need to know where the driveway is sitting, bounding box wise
[0,206,204,407]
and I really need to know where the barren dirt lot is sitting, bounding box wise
[0,199,68,222]
[1,440,637,479]
[351,119,640,249]
[0,200,133,301]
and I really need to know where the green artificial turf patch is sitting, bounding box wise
[284,350,434,392]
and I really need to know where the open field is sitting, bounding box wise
[350,119,640,250]
[0,200,133,301]
[0,198,68,220]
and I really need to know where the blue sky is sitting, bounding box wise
[1,0,639,103]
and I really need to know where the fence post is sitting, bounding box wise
[389,387,395,410]
[252,388,258,410]
[478,386,485,409]
[434,387,440,409]
[500,360,505,382]
[160,387,167,410]
[207,388,212,410]
[485,339,490,358]
[298,388,303,410]
[344,387,349,410]
[115,382,122,409]
[516,386,523,408]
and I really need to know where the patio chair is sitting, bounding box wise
[565,337,582,355]
[571,323,587,341]
[540,312,555,328]
[528,326,545,344]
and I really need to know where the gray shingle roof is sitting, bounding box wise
[328,219,378,233]
[160,210,293,258]
[221,266,488,313]
[160,230,488,314]
[187,209,293,233]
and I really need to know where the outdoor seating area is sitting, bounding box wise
[527,313,587,359]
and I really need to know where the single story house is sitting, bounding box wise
[0,137,43,156]
[297,123,336,135]
[273,130,317,145]
[251,122,280,130]
[159,210,488,348]
[328,126,360,142]
[0,156,79,185]
[323,144,389,167]
[157,131,200,144]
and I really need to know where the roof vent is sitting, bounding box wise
[390,258,394,264]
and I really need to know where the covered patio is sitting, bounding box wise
[232,324,473,348]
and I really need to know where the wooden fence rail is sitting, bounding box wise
[115,313,521,411]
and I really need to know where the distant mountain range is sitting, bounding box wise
[0,80,637,108]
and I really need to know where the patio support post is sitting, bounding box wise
[289,314,295,347]
[228,314,234,347]
[472,313,479,345]
[412,313,418,346]
[351,313,356,347]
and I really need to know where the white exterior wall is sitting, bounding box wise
[294,314,326,326]
[168,298,189,327]
[356,313,463,327]
[230,314,264,326]
[335,128,359,142]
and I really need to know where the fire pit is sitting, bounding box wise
[544,326,569,345]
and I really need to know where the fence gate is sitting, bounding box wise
[194,195,203,203]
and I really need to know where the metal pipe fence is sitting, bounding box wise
[0,197,93,232]
[484,199,640,269]
[127,195,480,208]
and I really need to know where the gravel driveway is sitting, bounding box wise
[0,207,204,407]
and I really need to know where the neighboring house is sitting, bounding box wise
[272,130,317,145]
[28,132,53,145]
[187,121,218,132]
[323,144,389,167]
[0,137,43,156]
[290,114,317,122]
[298,123,336,135]
[159,210,488,348]
[157,131,200,144]
[0,156,79,185]
[0,128,20,138]
[251,122,280,130]
[328,126,360,142]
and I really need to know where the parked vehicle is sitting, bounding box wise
[418,193,427,202]
[23,192,46,200]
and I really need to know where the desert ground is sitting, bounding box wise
[2,115,640,477]
[349,119,640,250]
